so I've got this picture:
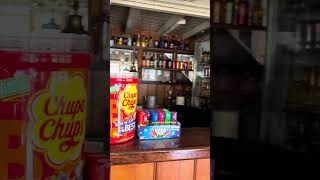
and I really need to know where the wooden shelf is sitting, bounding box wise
[110,45,193,54]
[139,81,192,85]
[285,103,320,114]
[141,67,193,72]
[212,23,267,31]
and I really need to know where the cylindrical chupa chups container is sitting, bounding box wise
[0,50,90,179]
[110,72,138,144]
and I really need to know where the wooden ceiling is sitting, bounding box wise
[110,5,209,40]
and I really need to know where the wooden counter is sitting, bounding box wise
[110,128,211,180]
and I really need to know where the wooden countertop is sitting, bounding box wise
[110,128,210,165]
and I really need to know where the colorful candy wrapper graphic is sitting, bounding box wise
[150,110,158,125]
[136,110,148,126]
[171,111,177,124]
[156,109,165,125]
[162,109,171,125]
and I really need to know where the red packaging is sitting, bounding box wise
[84,152,109,180]
[136,110,148,126]
[110,76,138,144]
[0,50,90,179]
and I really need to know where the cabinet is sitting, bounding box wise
[110,158,210,180]
[110,163,154,180]
[156,160,194,180]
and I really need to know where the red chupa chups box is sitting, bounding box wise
[0,50,90,179]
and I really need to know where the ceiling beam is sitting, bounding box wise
[157,15,185,35]
[125,8,140,34]
[111,0,210,18]
[182,21,210,40]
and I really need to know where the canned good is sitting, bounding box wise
[156,109,165,125]
[171,111,177,124]
[162,109,171,125]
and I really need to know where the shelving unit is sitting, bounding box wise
[111,45,193,54]
[141,67,193,72]
[212,23,267,31]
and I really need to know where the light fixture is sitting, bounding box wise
[177,18,186,25]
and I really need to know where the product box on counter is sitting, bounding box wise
[139,138,180,149]
[137,121,181,140]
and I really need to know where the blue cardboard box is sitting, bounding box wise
[137,122,181,140]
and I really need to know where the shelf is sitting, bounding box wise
[139,81,192,85]
[110,45,193,54]
[285,103,320,114]
[212,23,267,31]
[141,67,193,72]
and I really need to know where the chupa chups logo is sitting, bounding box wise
[30,73,86,166]
[119,84,137,115]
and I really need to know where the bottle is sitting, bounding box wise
[164,36,169,49]
[141,35,146,47]
[132,34,137,46]
[158,54,162,68]
[162,55,166,69]
[149,36,153,48]
[247,0,253,26]
[233,0,239,25]
[146,52,150,67]
[220,0,226,24]
[252,0,263,27]
[159,36,164,49]
[167,87,175,109]
[168,58,172,69]
[136,34,141,47]
[214,0,221,23]
[172,58,176,69]
[238,0,248,25]
[225,0,233,24]
[127,36,132,46]
[118,35,123,45]
[142,53,146,67]
[110,35,115,47]
[123,36,128,46]
[316,23,320,48]
[149,53,154,67]
[145,36,149,47]
[153,53,158,68]
[189,60,193,70]
[154,37,159,48]
[177,38,181,50]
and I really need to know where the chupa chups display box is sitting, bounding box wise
[138,138,180,149]
[137,122,181,140]
[0,50,90,179]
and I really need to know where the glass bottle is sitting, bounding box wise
[141,35,146,47]
[146,52,150,67]
[225,0,233,24]
[136,34,141,47]
[252,0,263,27]
[233,0,239,25]
[142,53,146,67]
[238,0,248,25]
[214,0,221,23]
[149,36,153,48]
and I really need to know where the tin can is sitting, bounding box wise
[136,110,148,126]
[156,109,165,125]
[171,111,177,124]
[150,110,158,125]
[162,109,171,125]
